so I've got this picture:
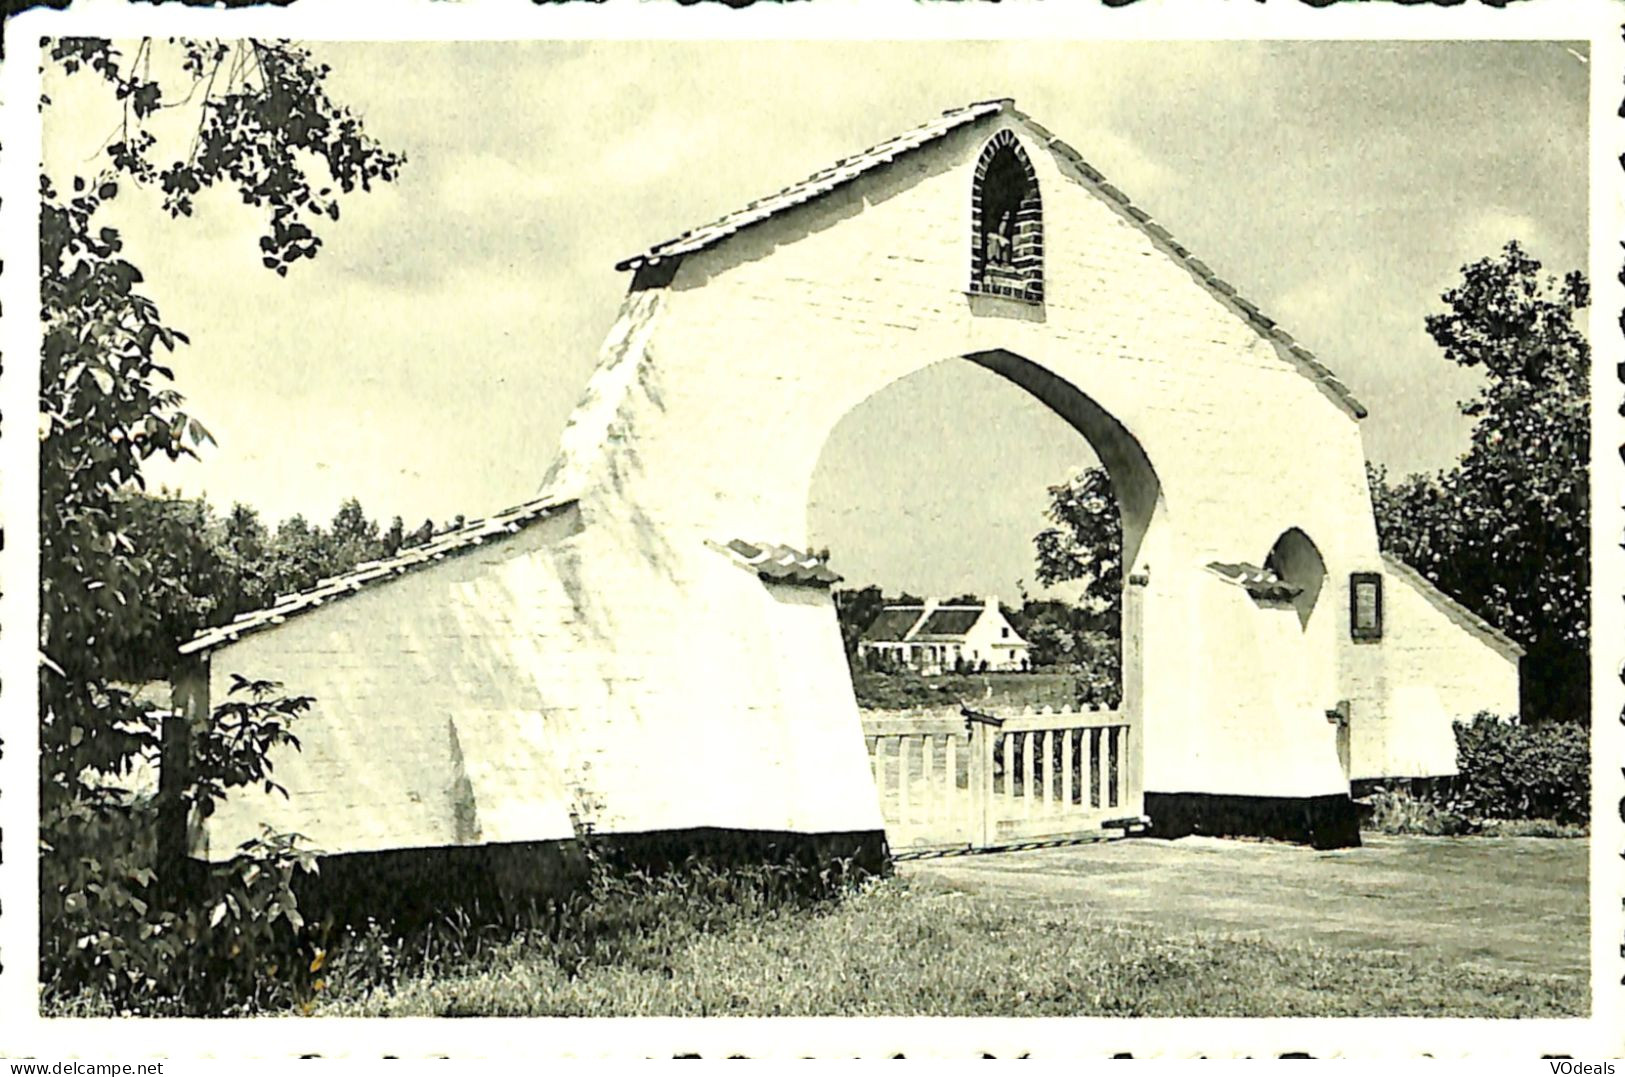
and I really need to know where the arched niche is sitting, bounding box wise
[970,131,1043,302]
[1265,528,1327,629]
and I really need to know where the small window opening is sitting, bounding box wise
[1350,572,1383,641]
[971,131,1043,302]
[1265,528,1327,630]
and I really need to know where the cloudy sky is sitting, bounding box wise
[42,40,1589,599]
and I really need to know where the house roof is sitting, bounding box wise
[860,602,1024,645]
[615,99,1366,421]
[712,538,842,587]
[913,607,984,640]
[178,497,576,657]
[1381,553,1525,660]
[862,606,927,643]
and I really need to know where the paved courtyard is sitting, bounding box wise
[900,834,1588,981]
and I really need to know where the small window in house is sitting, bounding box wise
[1350,572,1383,641]
[1001,626,1010,638]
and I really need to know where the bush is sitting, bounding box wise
[1445,715,1588,826]
[1364,715,1589,836]
[1363,788,1474,836]
[40,677,321,1016]
[41,803,324,1015]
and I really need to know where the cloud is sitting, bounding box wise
[1463,208,1544,262]
[79,39,1587,587]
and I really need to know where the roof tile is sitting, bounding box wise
[179,496,576,656]
[1381,553,1524,658]
[618,98,1369,423]
[715,539,841,588]
[1206,561,1303,604]
[616,100,1009,272]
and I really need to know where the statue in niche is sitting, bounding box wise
[985,211,1014,268]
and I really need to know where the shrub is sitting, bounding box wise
[42,807,324,1015]
[1363,788,1474,836]
[1444,715,1588,826]
[40,677,322,1015]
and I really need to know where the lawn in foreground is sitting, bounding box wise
[900,834,1589,982]
[315,875,1582,1018]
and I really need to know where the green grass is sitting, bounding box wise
[853,670,1085,711]
[1476,817,1589,838]
[306,876,1580,1018]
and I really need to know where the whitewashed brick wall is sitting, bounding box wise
[198,109,1516,857]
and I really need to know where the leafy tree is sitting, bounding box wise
[1021,615,1076,668]
[108,490,414,684]
[39,36,403,1011]
[327,496,384,573]
[330,497,376,543]
[110,492,234,680]
[833,585,886,660]
[223,502,269,564]
[220,501,275,615]
[1026,468,1125,690]
[1032,466,1123,630]
[383,514,406,556]
[1369,241,1588,724]
[265,512,327,597]
[407,517,437,548]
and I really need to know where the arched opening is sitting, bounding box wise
[1265,527,1327,630]
[970,131,1043,302]
[809,349,1162,709]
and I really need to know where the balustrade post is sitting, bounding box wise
[1061,728,1074,808]
[1123,572,1147,814]
[897,735,912,824]
[967,718,993,849]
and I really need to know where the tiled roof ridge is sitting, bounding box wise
[1380,552,1525,659]
[615,99,1011,272]
[711,538,842,587]
[1205,559,1305,603]
[1004,105,1367,421]
[178,496,577,657]
[616,98,1366,422]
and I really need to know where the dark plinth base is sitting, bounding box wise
[601,826,891,880]
[186,827,890,929]
[1144,791,1361,850]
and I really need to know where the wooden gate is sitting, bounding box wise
[861,704,1145,856]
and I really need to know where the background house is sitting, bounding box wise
[859,597,1031,674]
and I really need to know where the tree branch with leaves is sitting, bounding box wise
[39,36,405,1014]
[1369,240,1589,725]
